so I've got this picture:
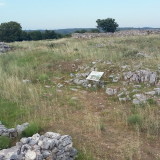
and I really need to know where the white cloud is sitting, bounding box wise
[0,2,5,6]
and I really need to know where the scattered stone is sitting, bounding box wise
[119,97,129,102]
[57,83,64,88]
[70,88,78,92]
[145,91,156,96]
[0,42,11,54]
[22,79,31,83]
[132,94,147,104]
[121,65,129,70]
[44,85,51,88]
[154,88,160,95]
[132,89,140,93]
[137,52,151,58]
[112,77,119,83]
[0,132,77,160]
[106,88,117,96]
[92,61,97,65]
[134,85,141,88]
[70,73,75,77]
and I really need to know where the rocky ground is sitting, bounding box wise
[0,34,160,160]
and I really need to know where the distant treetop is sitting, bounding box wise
[96,18,119,33]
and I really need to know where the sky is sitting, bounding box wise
[0,0,160,30]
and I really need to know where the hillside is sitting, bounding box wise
[0,34,160,159]
[25,27,160,35]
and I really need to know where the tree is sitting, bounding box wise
[43,30,59,39]
[21,31,31,41]
[88,29,100,33]
[0,21,22,42]
[96,18,119,33]
[28,31,42,40]
[74,29,87,33]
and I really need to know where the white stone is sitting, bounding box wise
[106,88,117,96]
[25,150,37,160]
[145,91,156,96]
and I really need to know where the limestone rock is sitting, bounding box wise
[123,70,158,85]
[16,122,29,135]
[106,88,117,96]
[133,94,147,104]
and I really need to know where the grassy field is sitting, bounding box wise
[0,35,160,160]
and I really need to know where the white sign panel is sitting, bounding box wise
[86,71,104,81]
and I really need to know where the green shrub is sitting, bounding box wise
[38,74,49,83]
[22,123,41,137]
[147,98,157,105]
[0,136,11,149]
[128,114,143,126]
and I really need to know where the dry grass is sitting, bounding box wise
[0,35,160,159]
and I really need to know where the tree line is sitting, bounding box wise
[0,18,119,42]
[0,21,63,42]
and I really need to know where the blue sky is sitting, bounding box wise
[0,0,160,29]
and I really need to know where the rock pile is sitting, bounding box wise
[0,42,11,53]
[0,132,77,160]
[72,30,160,39]
[0,121,29,138]
[123,70,158,85]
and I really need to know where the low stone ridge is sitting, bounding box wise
[0,132,77,160]
[0,42,11,53]
[0,121,29,138]
[72,30,160,39]
[123,70,158,85]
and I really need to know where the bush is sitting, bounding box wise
[0,136,11,149]
[22,123,41,137]
[128,114,143,126]
[38,74,49,82]
[123,50,138,58]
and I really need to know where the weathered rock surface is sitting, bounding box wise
[0,132,77,160]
